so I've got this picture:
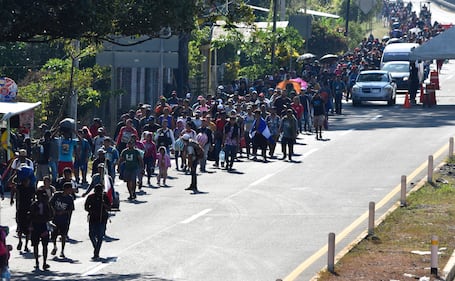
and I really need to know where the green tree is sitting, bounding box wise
[19,44,110,127]
[237,26,303,79]
[0,0,197,44]
[0,42,65,82]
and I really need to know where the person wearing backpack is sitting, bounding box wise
[154,119,175,154]
[182,134,201,193]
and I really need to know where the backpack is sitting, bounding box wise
[157,130,172,147]
[188,139,204,160]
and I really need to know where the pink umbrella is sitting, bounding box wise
[290,78,308,91]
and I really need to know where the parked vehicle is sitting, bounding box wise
[381,61,409,92]
[351,70,397,106]
[380,42,420,68]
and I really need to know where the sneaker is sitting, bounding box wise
[24,246,30,252]
[43,263,50,270]
[17,241,22,251]
[91,255,99,261]
[51,247,57,255]
[185,186,195,191]
[60,252,66,258]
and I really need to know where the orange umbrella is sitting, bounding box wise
[277,80,301,94]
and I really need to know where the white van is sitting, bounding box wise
[380,43,420,68]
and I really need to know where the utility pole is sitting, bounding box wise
[344,0,351,36]
[271,0,278,65]
[69,39,80,122]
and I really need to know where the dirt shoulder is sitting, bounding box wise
[316,158,455,281]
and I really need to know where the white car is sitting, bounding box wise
[351,70,397,106]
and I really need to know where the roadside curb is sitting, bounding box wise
[443,250,455,281]
[311,158,454,280]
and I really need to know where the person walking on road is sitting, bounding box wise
[49,182,74,258]
[222,115,240,171]
[84,184,110,260]
[279,109,298,161]
[312,91,326,140]
[30,190,53,270]
[332,75,346,114]
[11,166,35,253]
[118,140,144,200]
[141,132,157,186]
[156,146,171,186]
[250,109,270,162]
[182,134,200,193]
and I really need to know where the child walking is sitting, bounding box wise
[156,146,171,186]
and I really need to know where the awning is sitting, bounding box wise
[409,26,455,60]
[0,101,42,121]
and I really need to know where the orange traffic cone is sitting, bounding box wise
[403,92,411,108]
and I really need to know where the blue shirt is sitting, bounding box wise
[58,138,77,162]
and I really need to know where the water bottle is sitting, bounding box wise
[219,150,225,167]
[1,266,11,281]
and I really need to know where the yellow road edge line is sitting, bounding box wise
[283,142,450,281]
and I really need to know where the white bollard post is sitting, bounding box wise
[450,137,454,158]
[428,155,434,183]
[431,235,439,275]
[328,232,335,273]
[400,175,407,207]
[368,202,375,236]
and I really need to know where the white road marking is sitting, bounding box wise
[82,208,213,276]
[302,148,318,158]
[180,208,212,224]
[371,115,382,120]
[250,173,275,186]
[445,75,453,80]
[291,187,309,191]
[81,257,118,276]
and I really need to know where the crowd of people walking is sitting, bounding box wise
[0,0,450,274]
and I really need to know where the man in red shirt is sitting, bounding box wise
[116,119,138,154]
[213,112,227,168]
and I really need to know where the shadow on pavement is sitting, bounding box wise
[11,271,175,281]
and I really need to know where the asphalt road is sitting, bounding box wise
[3,63,455,281]
[3,2,455,281]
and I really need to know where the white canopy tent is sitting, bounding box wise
[0,101,41,160]
[409,26,455,60]
[0,101,41,121]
